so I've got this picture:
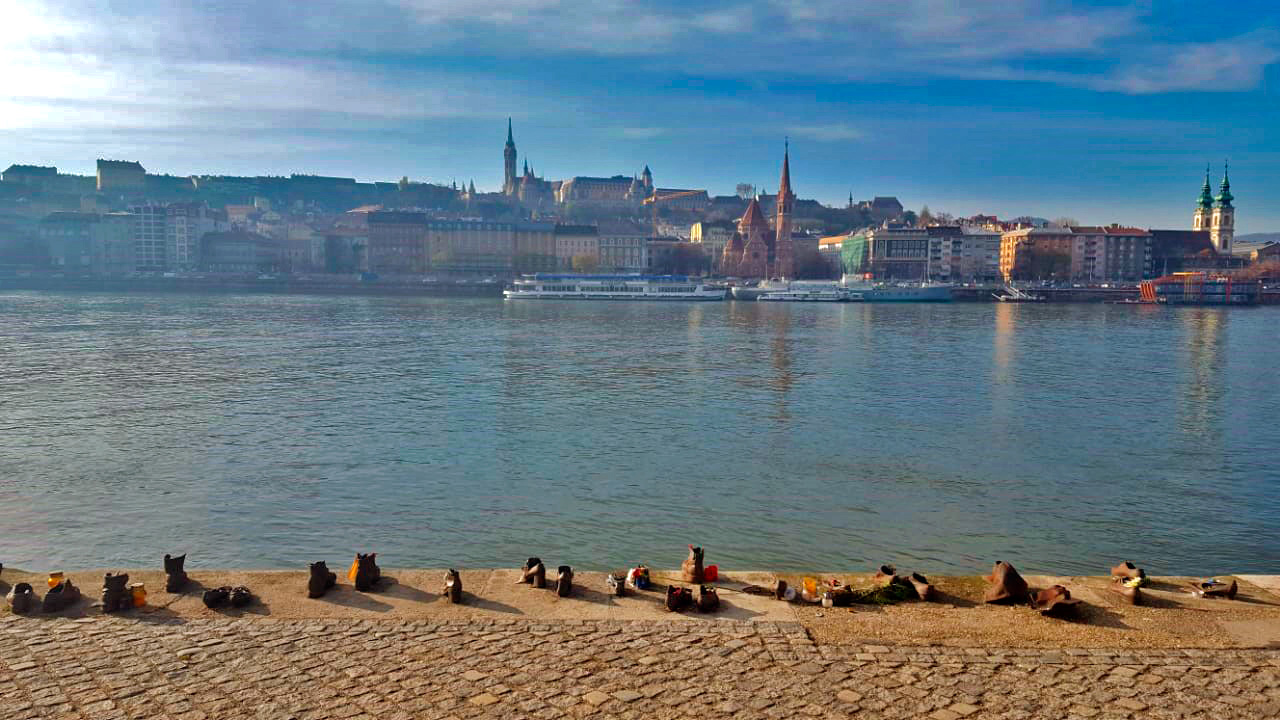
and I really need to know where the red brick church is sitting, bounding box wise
[721,143,794,279]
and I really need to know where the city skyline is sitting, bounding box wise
[4,1,1279,232]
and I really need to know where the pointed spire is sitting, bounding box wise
[469,179,476,195]
[506,117,514,145]
[1216,159,1233,208]
[523,159,528,175]
[778,137,792,198]
[1197,163,1214,209]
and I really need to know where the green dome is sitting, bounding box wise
[1215,164,1233,209]
[1197,167,1213,209]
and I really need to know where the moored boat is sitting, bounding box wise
[758,281,860,302]
[840,275,953,302]
[1139,273,1260,306]
[504,274,726,301]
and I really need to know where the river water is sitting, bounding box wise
[1,292,1276,575]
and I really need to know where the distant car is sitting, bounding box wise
[455,279,468,284]
[480,277,497,284]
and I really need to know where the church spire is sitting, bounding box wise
[1197,163,1213,209]
[506,117,514,146]
[1216,160,1233,208]
[778,137,791,199]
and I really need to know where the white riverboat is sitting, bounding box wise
[504,274,726,301]
[757,281,861,302]
[839,275,954,302]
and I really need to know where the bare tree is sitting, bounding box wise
[1051,217,1080,228]
[735,183,755,200]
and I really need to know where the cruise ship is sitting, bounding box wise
[839,275,954,302]
[504,274,726,301]
[757,280,860,302]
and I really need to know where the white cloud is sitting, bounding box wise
[789,124,863,142]
[1092,33,1280,94]
[620,128,668,140]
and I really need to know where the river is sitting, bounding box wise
[1,292,1276,575]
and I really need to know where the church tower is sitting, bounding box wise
[503,118,518,196]
[1210,162,1234,255]
[1193,165,1212,232]
[772,140,794,279]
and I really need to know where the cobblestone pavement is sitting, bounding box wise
[2,616,1278,720]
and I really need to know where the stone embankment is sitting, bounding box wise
[4,569,1279,719]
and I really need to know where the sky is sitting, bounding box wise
[3,0,1278,232]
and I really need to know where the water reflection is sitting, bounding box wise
[1179,309,1226,450]
[768,310,793,422]
[991,302,1016,428]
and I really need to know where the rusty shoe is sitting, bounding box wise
[164,553,189,593]
[1189,578,1238,599]
[983,561,1029,604]
[1029,585,1083,616]
[908,572,934,601]
[307,561,337,598]
[443,569,463,603]
[1110,561,1145,581]
[696,585,720,613]
[353,553,381,592]
[873,564,898,586]
[555,566,574,597]
[42,579,81,613]
[6,583,38,615]
[665,585,692,612]
[520,558,547,588]
[681,545,705,584]
[101,573,131,613]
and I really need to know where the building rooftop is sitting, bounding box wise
[4,164,57,176]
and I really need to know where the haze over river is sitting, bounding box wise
[2,292,1276,575]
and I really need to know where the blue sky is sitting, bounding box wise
[4,0,1278,232]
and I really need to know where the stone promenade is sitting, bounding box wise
[2,616,1278,720]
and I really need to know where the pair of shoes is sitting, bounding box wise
[606,571,626,597]
[519,558,546,588]
[204,586,251,609]
[681,545,705,584]
[874,564,935,601]
[164,554,189,593]
[102,573,131,613]
[442,569,463,603]
[350,554,381,592]
[983,561,1030,604]
[1109,561,1147,605]
[308,561,338,598]
[555,566,573,597]
[665,585,692,612]
[7,583,38,614]
[1189,578,1237,599]
[43,580,81,613]
[696,585,719,613]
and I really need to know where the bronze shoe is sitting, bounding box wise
[1029,585,1082,616]
[443,569,463,603]
[908,572,933,601]
[983,561,1029,604]
[1110,561,1144,580]
[1189,578,1237,599]
[307,561,337,598]
[696,585,719,613]
[681,545,705,584]
[555,566,573,597]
